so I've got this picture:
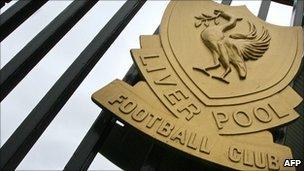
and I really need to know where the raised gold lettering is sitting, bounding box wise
[146,66,166,73]
[146,114,162,128]
[268,103,289,119]
[233,111,252,127]
[267,154,280,170]
[228,146,241,162]
[154,74,177,86]
[253,107,272,123]
[119,99,137,114]
[131,108,148,122]
[108,95,127,105]
[164,89,189,105]
[243,149,254,166]
[139,54,159,66]
[187,132,198,150]
[157,120,174,137]
[254,151,266,169]
[177,103,201,121]
[170,127,187,145]
[213,112,228,129]
[199,136,210,154]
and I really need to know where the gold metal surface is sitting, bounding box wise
[92,1,303,170]
[193,10,271,83]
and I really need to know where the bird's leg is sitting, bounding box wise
[193,49,218,76]
[205,51,220,71]
[212,65,231,84]
[211,42,231,84]
[221,66,231,78]
[193,66,210,76]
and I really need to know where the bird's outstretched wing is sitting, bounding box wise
[229,22,271,60]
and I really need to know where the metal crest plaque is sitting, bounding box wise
[92,1,303,170]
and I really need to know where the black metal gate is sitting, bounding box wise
[0,0,303,170]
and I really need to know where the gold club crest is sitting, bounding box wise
[92,1,303,170]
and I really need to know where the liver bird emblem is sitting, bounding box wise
[193,10,271,84]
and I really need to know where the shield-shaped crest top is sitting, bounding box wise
[160,0,303,106]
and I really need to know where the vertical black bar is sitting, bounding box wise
[0,0,98,102]
[65,20,158,169]
[258,0,271,20]
[64,65,141,171]
[221,0,232,5]
[64,111,116,171]
[0,0,48,41]
[291,0,304,26]
[284,0,304,164]
[290,0,304,105]
[0,0,146,170]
